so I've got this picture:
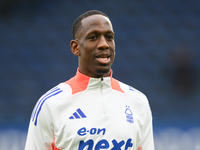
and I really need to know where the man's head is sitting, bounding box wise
[70,10,115,78]
[72,10,109,40]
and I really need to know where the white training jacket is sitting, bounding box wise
[25,69,154,150]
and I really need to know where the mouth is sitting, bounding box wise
[96,54,111,64]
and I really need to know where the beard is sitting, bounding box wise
[95,68,110,77]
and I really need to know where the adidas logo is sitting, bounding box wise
[69,108,87,119]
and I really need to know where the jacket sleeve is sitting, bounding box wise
[119,82,155,150]
[25,99,54,150]
[138,99,155,150]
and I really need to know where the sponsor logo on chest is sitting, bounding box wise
[69,106,135,149]
[77,127,133,150]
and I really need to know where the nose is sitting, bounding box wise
[97,36,109,50]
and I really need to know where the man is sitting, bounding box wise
[25,10,155,150]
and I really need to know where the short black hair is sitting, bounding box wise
[72,10,109,40]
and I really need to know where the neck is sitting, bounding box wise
[78,68,112,78]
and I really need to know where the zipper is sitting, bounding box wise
[100,77,106,115]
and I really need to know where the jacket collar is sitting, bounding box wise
[64,68,124,94]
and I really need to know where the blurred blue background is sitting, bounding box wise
[0,0,200,149]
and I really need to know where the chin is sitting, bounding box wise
[95,68,110,77]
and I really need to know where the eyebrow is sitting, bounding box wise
[85,29,114,36]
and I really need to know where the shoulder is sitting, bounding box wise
[118,81,153,119]
[35,83,73,111]
[40,83,73,104]
[118,81,149,106]
[31,83,73,125]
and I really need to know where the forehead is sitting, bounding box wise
[80,14,113,35]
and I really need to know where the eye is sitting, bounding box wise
[106,34,114,40]
[88,35,98,40]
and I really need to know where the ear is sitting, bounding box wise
[70,40,80,56]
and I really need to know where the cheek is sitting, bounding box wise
[80,48,94,62]
[110,41,115,51]
[81,43,96,57]
[81,41,95,51]
[113,42,116,50]
[111,45,116,56]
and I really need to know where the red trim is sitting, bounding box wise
[111,77,124,93]
[64,69,90,95]
[137,147,143,150]
[64,68,124,94]
[50,142,60,150]
[110,69,124,93]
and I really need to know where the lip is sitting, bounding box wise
[96,57,110,64]
[95,53,111,64]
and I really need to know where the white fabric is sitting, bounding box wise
[25,73,154,150]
